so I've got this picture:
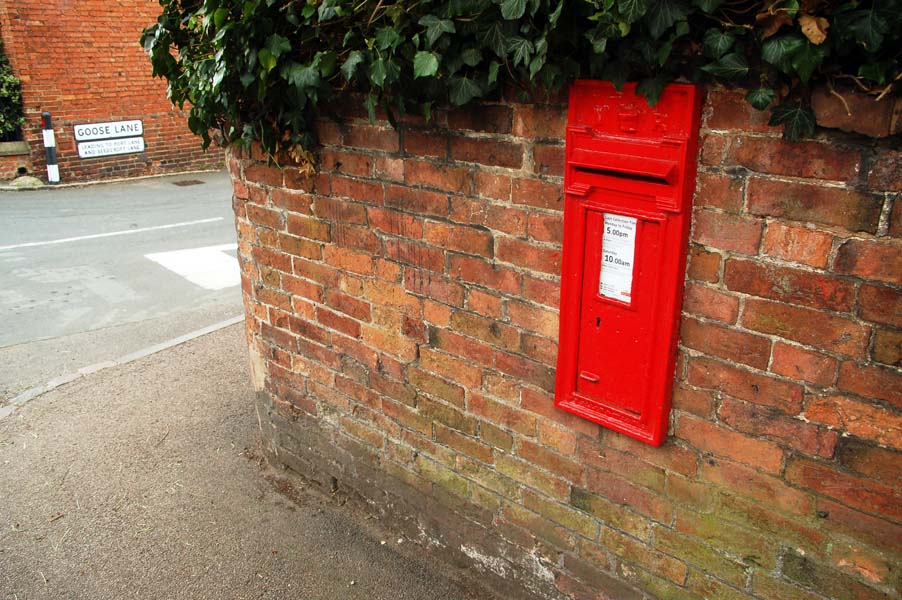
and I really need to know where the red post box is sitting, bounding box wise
[554,80,702,446]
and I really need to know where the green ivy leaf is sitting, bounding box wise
[419,15,456,46]
[500,0,528,20]
[619,0,650,23]
[487,61,501,83]
[448,76,484,105]
[413,51,440,78]
[258,48,278,73]
[341,52,364,81]
[769,101,816,140]
[636,76,666,105]
[645,0,688,39]
[790,40,828,83]
[858,60,893,85]
[838,8,889,50]
[265,34,291,58]
[507,36,534,67]
[287,62,320,88]
[213,8,229,29]
[693,0,723,12]
[363,93,378,122]
[702,29,735,58]
[762,34,804,73]
[745,87,776,110]
[317,51,338,78]
[370,58,389,87]
[375,27,402,51]
[700,52,749,79]
[460,48,483,67]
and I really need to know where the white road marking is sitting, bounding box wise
[145,243,240,290]
[0,217,225,251]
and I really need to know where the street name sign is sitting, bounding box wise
[77,137,145,159]
[73,120,143,141]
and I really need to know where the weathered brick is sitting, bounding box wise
[857,284,902,327]
[682,284,740,323]
[450,137,524,169]
[496,237,562,275]
[512,104,567,139]
[770,342,837,387]
[447,104,513,134]
[727,137,861,181]
[786,457,902,521]
[747,178,882,233]
[836,439,902,488]
[675,414,785,473]
[837,361,902,408]
[742,298,869,358]
[761,222,834,268]
[872,328,902,366]
[718,398,837,458]
[724,259,855,312]
[692,210,763,255]
[833,238,902,285]
[680,317,771,370]
[405,160,473,195]
[344,123,400,152]
[533,144,565,177]
[687,356,804,414]
[511,178,564,211]
[469,394,536,436]
[687,246,722,283]
[694,171,744,212]
[423,221,493,257]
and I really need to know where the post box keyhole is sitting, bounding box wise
[595,316,601,328]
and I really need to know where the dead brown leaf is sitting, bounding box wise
[799,14,830,44]
[756,10,794,38]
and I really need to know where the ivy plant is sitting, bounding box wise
[142,0,900,153]
[0,40,24,141]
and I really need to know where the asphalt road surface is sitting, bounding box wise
[0,171,242,401]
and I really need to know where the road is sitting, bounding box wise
[0,170,242,402]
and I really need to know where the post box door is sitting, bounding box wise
[574,210,663,417]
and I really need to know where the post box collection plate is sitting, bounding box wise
[554,80,702,446]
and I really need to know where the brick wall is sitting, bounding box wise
[232,86,901,600]
[0,1,219,183]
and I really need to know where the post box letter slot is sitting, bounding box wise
[555,80,702,447]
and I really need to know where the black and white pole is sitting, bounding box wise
[41,112,60,184]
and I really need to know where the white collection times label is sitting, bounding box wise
[599,213,638,304]
[77,137,145,159]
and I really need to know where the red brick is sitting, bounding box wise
[857,284,902,327]
[742,298,869,358]
[282,274,324,303]
[320,149,374,177]
[786,457,902,521]
[423,221,493,257]
[680,317,771,370]
[836,441,902,488]
[322,246,374,275]
[761,223,834,268]
[366,207,424,238]
[494,350,556,392]
[466,289,503,318]
[866,147,902,192]
[586,470,673,523]
[314,196,368,224]
[833,238,902,285]
[344,123,399,152]
[405,160,472,195]
[512,104,566,139]
[252,246,292,273]
[727,137,861,181]
[419,347,483,389]
[451,310,519,351]
[512,178,563,211]
[699,458,813,516]
[682,284,739,323]
[718,397,838,458]
[806,394,902,450]
[527,212,564,244]
[247,204,284,230]
[384,239,444,272]
[672,383,716,418]
[533,144,565,177]
[402,128,448,158]
[496,238,561,275]
[507,301,559,340]
[403,269,465,306]
[687,356,804,414]
[694,171,743,212]
[770,343,837,387]
[244,164,283,187]
[675,414,784,473]
[699,133,728,166]
[435,424,494,464]
[448,254,522,295]
[692,209,763,255]
[385,184,449,217]
[704,87,774,132]
[837,362,902,408]
[891,198,902,238]
[428,328,495,368]
[724,259,854,312]
[330,175,385,204]
[521,387,600,437]
[270,188,313,214]
[520,332,558,366]
[519,439,583,481]
[522,276,560,309]
[277,233,322,260]
[450,137,524,169]
[747,178,882,233]
[446,105,513,134]
[286,214,330,241]
[316,307,361,339]
[473,171,512,201]
[687,246,722,283]
[817,499,902,554]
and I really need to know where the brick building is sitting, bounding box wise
[231,86,901,599]
[0,1,218,183]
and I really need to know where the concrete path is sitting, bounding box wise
[0,324,490,600]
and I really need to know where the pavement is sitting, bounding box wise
[0,170,243,401]
[0,323,493,600]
